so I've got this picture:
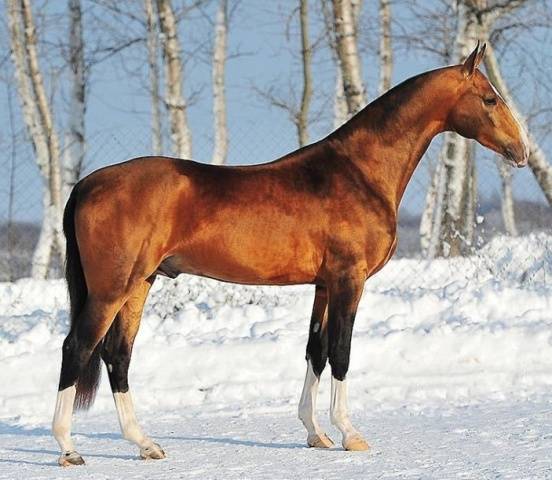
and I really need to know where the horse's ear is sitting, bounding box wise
[462,41,485,77]
[476,42,487,66]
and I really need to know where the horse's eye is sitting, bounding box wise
[484,97,497,106]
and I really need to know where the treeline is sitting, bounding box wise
[3,0,552,279]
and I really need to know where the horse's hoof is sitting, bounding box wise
[307,433,334,448]
[343,434,370,451]
[58,451,85,466]
[140,443,166,460]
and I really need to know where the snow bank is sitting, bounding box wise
[1,233,551,425]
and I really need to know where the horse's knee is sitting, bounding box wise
[306,340,328,377]
[329,354,350,381]
[328,322,353,381]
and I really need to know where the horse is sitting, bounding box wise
[52,43,528,466]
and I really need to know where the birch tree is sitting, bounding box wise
[211,0,229,164]
[297,0,313,147]
[421,0,552,255]
[145,0,164,155]
[321,0,346,128]
[156,0,192,158]
[422,0,480,258]
[378,0,392,95]
[331,0,366,116]
[333,67,348,128]
[7,0,64,278]
[65,0,86,200]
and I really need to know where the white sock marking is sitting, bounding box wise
[330,376,361,444]
[113,391,153,449]
[52,385,77,454]
[298,360,324,437]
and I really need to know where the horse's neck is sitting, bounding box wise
[329,70,453,212]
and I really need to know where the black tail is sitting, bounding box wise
[64,183,102,410]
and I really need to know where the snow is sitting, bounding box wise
[0,233,551,478]
[2,400,552,479]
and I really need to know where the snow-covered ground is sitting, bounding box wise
[0,233,551,478]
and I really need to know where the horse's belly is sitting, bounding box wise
[163,239,321,286]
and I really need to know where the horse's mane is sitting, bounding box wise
[332,67,449,137]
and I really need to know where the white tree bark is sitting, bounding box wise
[420,161,441,255]
[333,69,348,129]
[496,158,518,235]
[378,0,392,95]
[211,0,229,164]
[483,43,552,206]
[426,161,449,259]
[156,0,192,159]
[33,189,56,279]
[332,0,366,116]
[463,142,477,244]
[421,0,478,257]
[65,0,86,201]
[8,0,64,277]
[297,0,312,147]
[145,0,163,155]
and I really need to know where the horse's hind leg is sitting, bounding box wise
[298,285,334,448]
[101,278,165,460]
[53,297,123,466]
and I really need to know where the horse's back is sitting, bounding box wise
[70,156,330,286]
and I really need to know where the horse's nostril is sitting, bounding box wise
[504,147,515,162]
[503,145,527,167]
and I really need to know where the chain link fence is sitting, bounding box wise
[1,126,551,288]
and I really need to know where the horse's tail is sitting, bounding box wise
[64,183,102,410]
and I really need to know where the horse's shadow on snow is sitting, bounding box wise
[0,422,136,465]
[0,420,304,468]
[161,434,304,450]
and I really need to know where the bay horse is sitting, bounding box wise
[53,43,528,465]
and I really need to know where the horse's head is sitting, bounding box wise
[446,42,529,168]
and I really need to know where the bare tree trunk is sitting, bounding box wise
[6,83,17,281]
[8,0,64,277]
[211,0,229,164]
[333,69,347,129]
[332,0,366,116]
[65,0,86,201]
[496,158,518,235]
[297,0,312,147]
[20,0,63,224]
[437,132,475,257]
[145,0,163,155]
[483,43,552,206]
[378,0,392,95]
[420,161,441,255]
[425,161,448,259]
[33,189,56,278]
[156,0,192,159]
[421,0,478,257]
[462,141,477,244]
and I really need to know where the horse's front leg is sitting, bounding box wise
[298,285,334,448]
[327,273,369,451]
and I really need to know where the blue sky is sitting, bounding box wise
[1,0,550,223]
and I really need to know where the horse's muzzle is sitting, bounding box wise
[504,145,528,168]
